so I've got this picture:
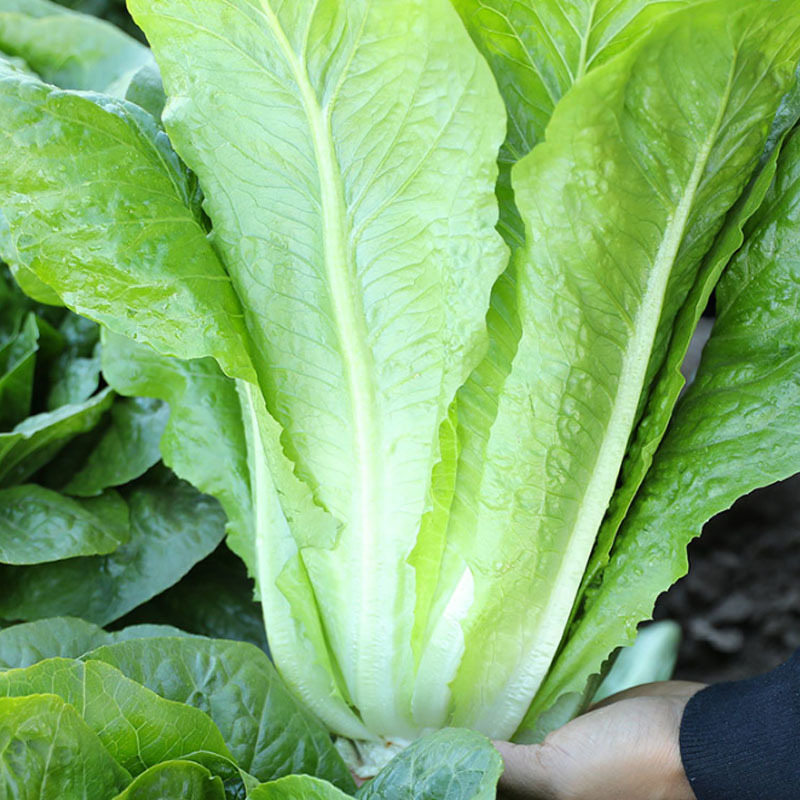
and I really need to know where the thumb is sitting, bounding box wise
[493,741,559,800]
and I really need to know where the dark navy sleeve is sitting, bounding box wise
[679,649,800,800]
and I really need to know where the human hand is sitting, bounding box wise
[495,681,705,800]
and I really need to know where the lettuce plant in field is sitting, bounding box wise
[2,0,800,788]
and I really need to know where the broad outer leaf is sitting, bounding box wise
[101,332,365,738]
[0,65,257,383]
[62,397,168,496]
[572,58,800,627]
[45,314,101,410]
[111,761,225,800]
[0,388,114,487]
[0,658,233,776]
[524,125,800,736]
[0,265,35,345]
[0,617,191,669]
[0,312,37,429]
[414,0,800,739]
[441,5,744,673]
[128,0,508,740]
[0,485,129,563]
[452,0,694,151]
[125,547,269,654]
[433,5,702,576]
[100,332,254,568]
[85,636,356,793]
[124,60,166,121]
[452,0,695,242]
[248,776,352,800]
[0,694,131,799]
[355,728,502,800]
[0,481,226,624]
[0,0,150,93]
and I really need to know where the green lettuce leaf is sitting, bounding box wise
[0,389,114,486]
[0,0,150,94]
[111,761,226,800]
[128,0,508,741]
[414,0,800,739]
[0,617,191,669]
[575,58,800,621]
[452,0,695,243]
[356,728,502,800]
[61,397,168,496]
[0,658,233,776]
[0,693,131,798]
[452,0,694,148]
[85,636,356,792]
[0,65,256,383]
[0,480,226,624]
[524,123,800,738]
[248,776,352,800]
[0,485,129,563]
[426,3,682,534]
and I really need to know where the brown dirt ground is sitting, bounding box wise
[654,474,800,684]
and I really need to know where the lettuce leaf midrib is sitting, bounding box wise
[442,20,740,737]
[251,0,387,723]
[573,0,599,80]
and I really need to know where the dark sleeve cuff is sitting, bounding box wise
[679,650,800,800]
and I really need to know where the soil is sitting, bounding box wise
[654,474,800,684]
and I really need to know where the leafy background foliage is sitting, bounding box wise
[0,266,228,627]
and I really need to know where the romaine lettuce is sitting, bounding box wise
[1,0,800,776]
